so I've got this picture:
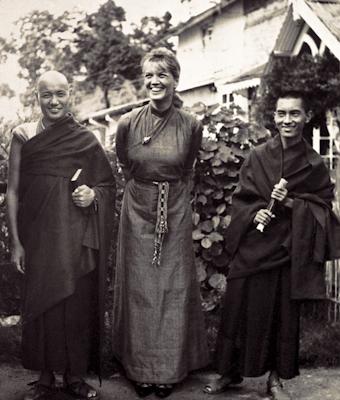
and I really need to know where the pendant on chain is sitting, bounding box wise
[142,136,151,145]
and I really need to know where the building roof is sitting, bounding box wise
[170,0,238,36]
[274,0,340,59]
[273,5,305,55]
[306,0,340,42]
[227,63,266,83]
[216,64,265,93]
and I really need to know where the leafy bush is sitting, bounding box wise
[0,120,11,265]
[190,103,269,313]
[257,52,340,131]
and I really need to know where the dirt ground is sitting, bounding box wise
[1,364,340,400]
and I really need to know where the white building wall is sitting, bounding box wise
[242,1,288,71]
[177,1,244,92]
[177,0,288,106]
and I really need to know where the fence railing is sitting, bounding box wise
[325,161,340,322]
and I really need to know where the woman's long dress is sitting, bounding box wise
[112,104,209,384]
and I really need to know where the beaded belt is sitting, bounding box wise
[152,181,169,267]
[133,178,174,266]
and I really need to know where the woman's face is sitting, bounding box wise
[143,60,178,105]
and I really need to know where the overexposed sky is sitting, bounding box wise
[0,0,212,119]
[0,0,212,38]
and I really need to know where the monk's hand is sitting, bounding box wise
[271,184,288,203]
[254,209,274,227]
[72,185,95,208]
[11,242,25,274]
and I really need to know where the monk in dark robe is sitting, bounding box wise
[7,71,115,400]
[203,91,340,400]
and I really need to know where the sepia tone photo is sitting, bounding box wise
[1,1,340,399]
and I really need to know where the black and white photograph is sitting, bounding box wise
[1,1,340,399]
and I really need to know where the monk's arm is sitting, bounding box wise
[6,136,25,273]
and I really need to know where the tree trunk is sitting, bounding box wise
[104,87,110,109]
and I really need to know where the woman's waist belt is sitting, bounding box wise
[132,178,171,267]
[134,177,180,186]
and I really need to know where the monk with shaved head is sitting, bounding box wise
[7,70,115,399]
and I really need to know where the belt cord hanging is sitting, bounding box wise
[152,182,169,267]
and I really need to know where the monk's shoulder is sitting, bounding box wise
[251,138,273,157]
[12,121,40,143]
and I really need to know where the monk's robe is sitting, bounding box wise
[112,104,209,384]
[14,114,115,375]
[215,134,340,379]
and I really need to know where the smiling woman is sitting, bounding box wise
[112,48,209,398]
[142,50,180,112]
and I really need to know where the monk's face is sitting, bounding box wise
[274,97,311,141]
[36,74,71,125]
[143,60,178,105]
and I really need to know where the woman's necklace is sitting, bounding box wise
[142,106,172,145]
[142,136,152,145]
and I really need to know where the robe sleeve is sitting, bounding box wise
[183,118,203,179]
[116,113,132,181]
[12,126,29,144]
[224,151,268,261]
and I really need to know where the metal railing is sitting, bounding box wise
[325,160,340,322]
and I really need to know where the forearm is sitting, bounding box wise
[6,190,21,246]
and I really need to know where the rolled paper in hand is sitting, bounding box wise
[71,168,82,191]
[256,178,288,233]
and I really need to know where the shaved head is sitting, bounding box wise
[37,70,69,91]
[36,70,72,126]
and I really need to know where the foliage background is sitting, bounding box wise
[257,52,340,132]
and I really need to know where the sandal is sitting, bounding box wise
[132,382,154,398]
[24,381,56,400]
[203,373,243,394]
[267,377,292,400]
[64,379,99,399]
[154,384,174,398]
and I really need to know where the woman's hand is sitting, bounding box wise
[11,242,25,274]
[72,185,95,208]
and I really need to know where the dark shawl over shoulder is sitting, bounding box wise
[225,135,340,299]
[18,114,115,370]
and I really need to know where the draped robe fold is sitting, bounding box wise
[215,135,340,378]
[16,115,115,374]
[112,104,209,384]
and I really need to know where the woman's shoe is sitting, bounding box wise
[133,382,154,398]
[154,384,174,398]
[203,373,243,394]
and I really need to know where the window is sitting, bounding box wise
[201,21,214,48]
[313,111,340,171]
